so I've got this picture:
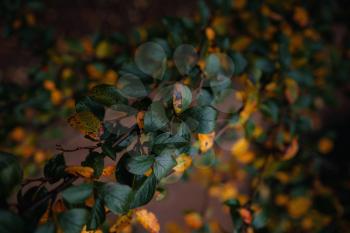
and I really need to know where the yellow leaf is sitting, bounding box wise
[81,225,103,233]
[135,209,160,233]
[43,80,56,91]
[102,166,116,177]
[287,197,311,218]
[68,111,101,140]
[173,154,192,173]
[65,166,94,178]
[198,131,215,153]
[205,27,216,41]
[284,78,299,104]
[293,7,309,27]
[231,138,249,157]
[10,127,25,142]
[318,137,333,154]
[109,211,134,233]
[282,138,299,160]
[96,41,112,59]
[137,111,145,130]
[184,212,203,230]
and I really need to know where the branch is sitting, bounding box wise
[24,176,78,213]
[55,144,100,152]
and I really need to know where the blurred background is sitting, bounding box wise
[1,0,349,232]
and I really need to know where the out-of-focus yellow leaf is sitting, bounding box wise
[68,111,101,140]
[205,27,215,41]
[109,211,134,233]
[135,209,160,233]
[65,166,94,178]
[198,131,215,153]
[287,197,311,218]
[282,138,299,160]
[293,7,309,27]
[96,41,112,59]
[231,138,249,156]
[184,212,203,230]
[318,137,333,154]
[284,78,299,104]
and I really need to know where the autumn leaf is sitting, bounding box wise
[81,225,102,233]
[135,209,160,233]
[173,154,192,173]
[284,78,299,104]
[65,166,94,178]
[318,137,333,154]
[239,208,252,225]
[101,166,116,177]
[184,211,203,230]
[282,138,299,160]
[109,211,134,233]
[68,111,102,140]
[287,197,312,218]
[137,111,145,130]
[198,131,215,153]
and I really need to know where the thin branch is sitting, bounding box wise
[24,176,78,213]
[55,144,99,152]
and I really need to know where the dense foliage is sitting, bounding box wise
[1,0,349,233]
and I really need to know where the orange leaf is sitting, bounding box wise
[65,166,94,178]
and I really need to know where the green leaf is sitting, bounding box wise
[82,152,104,178]
[34,221,55,233]
[231,52,247,75]
[173,83,192,114]
[130,174,157,208]
[183,106,217,133]
[144,102,168,132]
[18,186,49,227]
[89,84,125,106]
[44,153,66,184]
[75,96,105,121]
[62,183,93,204]
[58,208,90,233]
[101,143,116,160]
[101,183,133,214]
[117,73,148,98]
[0,152,22,199]
[154,152,176,180]
[87,197,105,230]
[0,210,24,233]
[127,155,155,175]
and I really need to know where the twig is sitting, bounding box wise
[55,144,99,152]
[245,154,271,207]
[24,176,78,213]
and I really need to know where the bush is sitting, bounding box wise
[0,0,349,232]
